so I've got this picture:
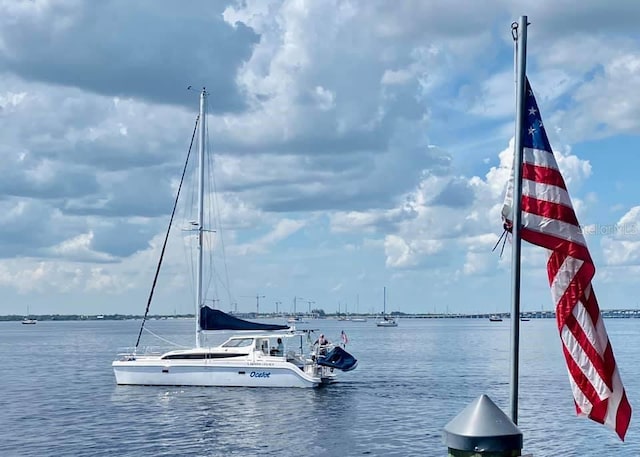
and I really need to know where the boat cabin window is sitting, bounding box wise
[161,352,249,360]
[161,353,207,360]
[269,337,286,356]
[221,338,254,348]
[257,339,269,354]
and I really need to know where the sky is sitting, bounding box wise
[1,0,640,316]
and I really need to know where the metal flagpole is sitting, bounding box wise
[509,15,528,424]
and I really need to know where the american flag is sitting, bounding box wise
[502,78,631,441]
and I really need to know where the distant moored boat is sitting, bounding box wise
[22,306,37,324]
[376,287,398,327]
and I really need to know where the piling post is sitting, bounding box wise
[443,395,523,457]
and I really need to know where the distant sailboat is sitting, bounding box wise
[22,306,37,325]
[376,287,397,327]
[350,294,367,321]
[287,296,306,323]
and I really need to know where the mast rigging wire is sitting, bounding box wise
[134,114,200,350]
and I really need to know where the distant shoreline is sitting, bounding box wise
[3,309,640,321]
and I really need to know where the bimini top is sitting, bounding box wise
[199,306,290,331]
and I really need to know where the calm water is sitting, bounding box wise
[1,318,638,456]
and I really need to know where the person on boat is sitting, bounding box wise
[340,330,348,348]
[270,338,285,356]
[276,338,284,355]
[313,334,330,355]
[314,333,329,346]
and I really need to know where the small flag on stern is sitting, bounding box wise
[502,78,632,441]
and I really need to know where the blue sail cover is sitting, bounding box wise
[317,347,358,372]
[199,306,289,331]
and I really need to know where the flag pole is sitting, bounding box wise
[509,15,528,425]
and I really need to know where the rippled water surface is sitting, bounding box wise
[1,318,639,456]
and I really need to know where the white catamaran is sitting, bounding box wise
[112,88,357,388]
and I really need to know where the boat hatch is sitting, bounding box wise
[221,338,254,348]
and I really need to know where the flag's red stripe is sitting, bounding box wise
[520,228,592,264]
[551,249,631,440]
[563,311,612,392]
[617,390,632,441]
[554,263,612,390]
[523,163,567,190]
[505,219,588,260]
[549,243,631,440]
[550,252,593,329]
[560,324,612,430]
[582,289,617,382]
[588,392,609,426]
[546,250,566,288]
[522,196,579,227]
[545,235,631,439]
[581,282,603,341]
[551,254,607,394]
[561,342,603,417]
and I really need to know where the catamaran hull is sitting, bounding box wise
[112,360,326,388]
[376,321,397,327]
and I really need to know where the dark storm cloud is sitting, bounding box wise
[90,220,158,258]
[254,145,452,212]
[430,177,474,208]
[0,1,258,112]
[510,0,640,36]
[0,155,99,200]
[61,166,177,218]
[0,198,86,258]
[37,126,190,172]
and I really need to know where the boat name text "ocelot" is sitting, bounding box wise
[250,371,271,378]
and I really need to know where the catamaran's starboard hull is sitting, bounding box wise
[112,360,327,388]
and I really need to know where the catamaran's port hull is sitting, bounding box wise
[112,360,326,388]
[376,322,397,327]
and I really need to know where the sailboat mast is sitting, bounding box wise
[383,286,386,315]
[195,88,207,348]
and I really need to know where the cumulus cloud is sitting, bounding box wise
[0,0,258,110]
[0,0,636,313]
[45,232,116,263]
[231,218,306,255]
[601,206,640,266]
[384,234,443,268]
